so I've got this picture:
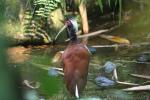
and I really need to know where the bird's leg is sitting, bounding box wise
[112,69,118,81]
[75,84,79,98]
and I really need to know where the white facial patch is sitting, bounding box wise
[70,18,78,33]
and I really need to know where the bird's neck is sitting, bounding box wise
[69,41,78,45]
[68,29,78,43]
[67,21,78,43]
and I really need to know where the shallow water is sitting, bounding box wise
[8,35,150,100]
[8,9,150,100]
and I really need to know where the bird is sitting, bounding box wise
[62,18,90,98]
[65,0,89,44]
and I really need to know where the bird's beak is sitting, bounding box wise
[54,24,67,41]
[59,24,67,33]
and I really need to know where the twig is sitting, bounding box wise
[115,60,138,63]
[76,30,82,35]
[123,85,150,91]
[91,42,150,48]
[23,80,40,89]
[142,81,150,84]
[57,71,64,76]
[115,59,150,64]
[29,62,63,71]
[91,44,124,48]
[51,67,63,71]
[130,74,150,80]
[65,29,109,41]
[78,30,109,38]
[29,62,64,76]
[116,81,139,86]
[89,63,101,67]
[66,23,120,42]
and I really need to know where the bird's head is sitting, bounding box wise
[65,18,78,42]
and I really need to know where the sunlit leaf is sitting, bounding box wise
[55,0,61,3]
[33,0,61,18]
[52,51,63,63]
[100,34,130,44]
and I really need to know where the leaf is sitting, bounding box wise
[48,3,58,8]
[36,13,47,17]
[100,34,130,44]
[55,0,61,3]
[97,0,103,13]
[52,51,64,63]
[108,0,111,7]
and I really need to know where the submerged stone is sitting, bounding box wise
[136,52,150,62]
[103,61,116,73]
[24,90,39,100]
[48,68,59,76]
[87,46,96,54]
[95,76,116,87]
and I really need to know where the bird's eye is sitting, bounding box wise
[65,20,71,26]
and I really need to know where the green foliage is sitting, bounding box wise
[34,0,61,17]
[23,0,62,42]
[23,11,40,34]
[0,0,21,36]
[115,0,118,6]
[108,0,111,7]
[0,0,5,19]
[0,1,23,100]
[97,0,120,11]
[97,0,103,13]
[97,0,122,24]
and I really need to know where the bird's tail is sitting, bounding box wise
[75,84,79,98]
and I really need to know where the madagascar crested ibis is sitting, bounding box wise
[62,18,90,98]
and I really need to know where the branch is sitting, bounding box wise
[130,74,150,80]
[91,44,125,48]
[65,25,120,41]
[91,42,150,48]
[116,81,139,86]
[78,29,108,38]
[23,80,40,89]
[65,29,108,41]
[123,85,150,91]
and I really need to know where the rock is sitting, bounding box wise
[87,46,96,54]
[95,76,116,87]
[24,90,39,100]
[103,61,116,73]
[48,68,59,76]
[136,52,150,62]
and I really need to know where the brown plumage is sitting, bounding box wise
[62,43,90,97]
[62,18,90,98]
